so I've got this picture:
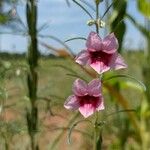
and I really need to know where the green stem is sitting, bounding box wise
[95,2,99,34]
[93,112,98,150]
[26,0,39,149]
[93,2,102,150]
[5,140,9,150]
[93,112,102,150]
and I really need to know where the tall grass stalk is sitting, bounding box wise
[26,0,39,149]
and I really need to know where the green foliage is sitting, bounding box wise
[0,14,9,25]
[137,0,150,19]
[0,0,150,149]
[110,0,127,52]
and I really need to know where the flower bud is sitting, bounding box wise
[98,19,105,28]
[87,19,96,26]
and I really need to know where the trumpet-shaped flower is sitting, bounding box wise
[64,79,104,118]
[75,32,127,74]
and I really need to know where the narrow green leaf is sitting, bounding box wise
[101,0,117,19]
[38,22,49,32]
[106,109,136,118]
[80,0,95,11]
[50,113,79,149]
[52,64,77,75]
[72,0,93,19]
[126,14,150,39]
[64,37,86,43]
[39,34,74,56]
[68,119,92,144]
[137,0,150,18]
[103,74,146,91]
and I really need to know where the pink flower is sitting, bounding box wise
[64,79,104,118]
[75,32,127,74]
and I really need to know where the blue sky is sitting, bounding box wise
[0,0,146,54]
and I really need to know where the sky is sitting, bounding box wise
[0,0,146,54]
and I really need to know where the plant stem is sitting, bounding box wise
[26,0,39,149]
[95,2,99,34]
[93,1,102,150]
[93,112,98,150]
[93,112,102,150]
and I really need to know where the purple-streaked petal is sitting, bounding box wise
[90,61,110,74]
[79,104,96,118]
[64,95,80,110]
[73,79,88,96]
[102,33,118,54]
[75,50,90,66]
[109,53,127,70]
[86,32,102,51]
[96,97,105,111]
[88,79,101,97]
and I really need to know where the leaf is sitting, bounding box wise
[126,14,150,39]
[49,127,92,139]
[68,119,92,144]
[137,0,150,18]
[64,37,86,43]
[103,83,141,139]
[122,81,145,92]
[39,34,74,56]
[106,109,136,118]
[103,74,146,91]
[38,21,49,32]
[50,113,79,149]
[80,0,95,11]
[40,41,71,57]
[72,0,93,19]
[101,0,117,19]
[52,64,78,75]
[110,0,127,52]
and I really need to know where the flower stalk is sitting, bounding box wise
[95,1,99,34]
[93,2,101,150]
[64,1,127,149]
[26,0,39,149]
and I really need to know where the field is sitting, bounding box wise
[0,51,146,150]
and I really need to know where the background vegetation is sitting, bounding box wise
[0,0,150,150]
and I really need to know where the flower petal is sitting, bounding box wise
[64,95,79,110]
[73,79,88,96]
[75,50,90,65]
[79,104,96,118]
[109,53,127,70]
[88,79,101,97]
[96,96,105,111]
[90,61,110,74]
[86,32,102,51]
[102,33,118,54]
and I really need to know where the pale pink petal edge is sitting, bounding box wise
[64,95,79,110]
[73,79,88,96]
